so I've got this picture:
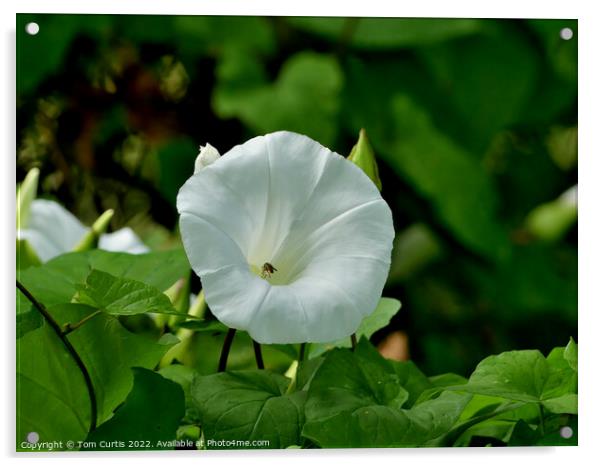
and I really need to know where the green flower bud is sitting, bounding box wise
[347,129,382,191]
[17,167,40,229]
[73,209,115,252]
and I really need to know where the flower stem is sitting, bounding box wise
[17,279,98,431]
[350,333,357,350]
[252,340,264,369]
[299,342,306,362]
[218,328,236,372]
[62,310,103,335]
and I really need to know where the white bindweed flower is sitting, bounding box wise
[177,131,394,344]
[18,199,149,262]
[194,143,221,173]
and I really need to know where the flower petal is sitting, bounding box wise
[99,228,150,254]
[177,131,394,343]
[18,199,88,262]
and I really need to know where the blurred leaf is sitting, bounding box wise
[529,20,577,85]
[17,14,110,95]
[288,17,482,49]
[419,26,538,152]
[525,186,577,241]
[546,126,578,171]
[191,370,306,449]
[384,95,509,259]
[213,52,343,146]
[86,368,184,450]
[75,269,182,316]
[387,223,442,284]
[469,244,577,320]
[155,138,199,206]
[174,16,275,57]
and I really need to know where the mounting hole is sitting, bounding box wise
[560,27,573,41]
[25,22,40,36]
[26,431,39,444]
[559,426,573,439]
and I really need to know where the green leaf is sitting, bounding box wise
[415,373,468,404]
[348,129,382,190]
[508,416,577,446]
[356,298,402,340]
[159,364,200,423]
[18,249,190,309]
[213,52,343,147]
[75,269,181,316]
[191,370,306,449]
[302,346,470,447]
[176,320,229,333]
[448,344,577,413]
[17,238,42,270]
[16,288,42,339]
[86,368,185,450]
[17,302,178,449]
[542,394,577,415]
[391,361,433,407]
[288,17,482,49]
[17,315,90,450]
[309,297,402,357]
[564,337,578,372]
[294,357,324,391]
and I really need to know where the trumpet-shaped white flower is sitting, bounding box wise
[177,131,394,344]
[18,199,149,262]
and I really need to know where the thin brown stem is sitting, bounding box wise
[17,279,97,431]
[253,340,264,369]
[351,333,357,350]
[218,328,236,372]
[62,310,103,335]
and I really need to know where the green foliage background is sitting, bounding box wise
[16,14,577,449]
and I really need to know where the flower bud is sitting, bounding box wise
[194,143,220,173]
[17,167,40,229]
[347,129,382,191]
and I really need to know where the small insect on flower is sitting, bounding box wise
[261,262,277,279]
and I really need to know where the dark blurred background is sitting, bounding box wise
[16,14,577,376]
